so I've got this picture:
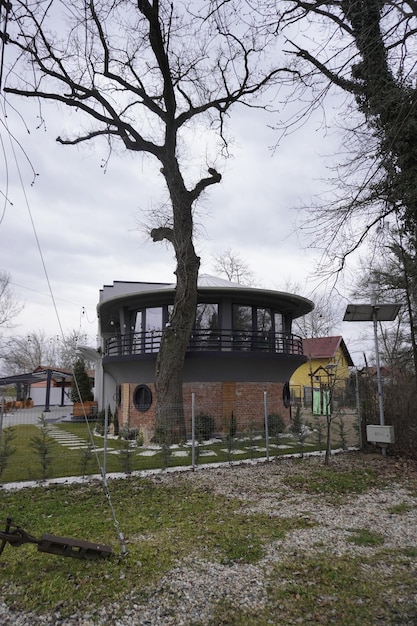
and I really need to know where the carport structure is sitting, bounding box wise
[0,368,73,412]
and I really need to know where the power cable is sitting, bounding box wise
[1,87,126,558]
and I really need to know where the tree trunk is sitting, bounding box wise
[153,159,200,444]
[153,254,199,443]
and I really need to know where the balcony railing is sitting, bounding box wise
[104,329,303,357]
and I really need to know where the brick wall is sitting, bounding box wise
[120,380,290,441]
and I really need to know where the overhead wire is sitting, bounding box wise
[4,121,127,554]
[0,5,126,556]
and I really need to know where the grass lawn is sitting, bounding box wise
[0,421,333,484]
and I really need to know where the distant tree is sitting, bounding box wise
[70,358,93,403]
[0,271,23,330]
[293,291,342,339]
[0,329,95,375]
[282,281,342,338]
[213,249,255,285]
[352,226,417,380]
[1,331,51,375]
[58,330,95,370]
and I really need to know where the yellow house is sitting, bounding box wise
[290,336,354,411]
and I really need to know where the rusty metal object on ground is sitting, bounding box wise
[0,517,112,559]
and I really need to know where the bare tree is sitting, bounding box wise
[1,331,51,374]
[212,248,255,285]
[352,226,417,379]
[0,271,23,330]
[281,280,342,338]
[293,290,342,338]
[2,1,289,441]
[0,328,95,376]
[262,1,417,274]
[58,330,95,370]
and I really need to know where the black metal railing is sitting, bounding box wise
[104,329,303,358]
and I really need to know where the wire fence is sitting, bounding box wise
[0,395,360,485]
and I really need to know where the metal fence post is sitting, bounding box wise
[103,405,109,481]
[355,369,362,449]
[264,390,269,461]
[191,393,196,469]
[0,397,4,450]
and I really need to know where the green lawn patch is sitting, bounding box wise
[0,476,310,615]
[285,466,380,498]
[347,528,385,547]
[0,422,334,485]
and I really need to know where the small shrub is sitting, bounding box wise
[161,442,172,470]
[245,421,257,460]
[136,430,144,447]
[70,357,93,403]
[336,416,348,450]
[267,413,284,437]
[309,416,325,452]
[30,414,55,480]
[290,407,307,457]
[120,426,139,441]
[95,409,106,435]
[290,406,302,437]
[119,439,134,474]
[113,408,120,436]
[106,404,113,433]
[195,412,215,441]
[79,442,94,477]
[229,412,237,438]
[0,427,17,479]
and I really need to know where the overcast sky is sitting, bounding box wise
[1,85,373,365]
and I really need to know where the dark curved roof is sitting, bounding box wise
[98,274,314,322]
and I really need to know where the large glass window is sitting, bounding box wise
[194,303,219,330]
[274,312,283,334]
[257,308,272,333]
[254,308,273,350]
[274,312,284,352]
[130,309,162,353]
[193,303,219,349]
[129,311,143,354]
[133,311,142,333]
[145,307,162,332]
[232,305,252,350]
[232,305,284,351]
[233,305,252,331]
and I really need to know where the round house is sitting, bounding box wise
[95,275,313,441]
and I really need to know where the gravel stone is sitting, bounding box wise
[1,452,417,625]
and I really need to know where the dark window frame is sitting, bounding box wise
[133,384,153,412]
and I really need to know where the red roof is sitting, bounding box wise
[302,336,354,366]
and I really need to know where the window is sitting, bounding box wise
[133,384,152,412]
[233,304,252,331]
[232,305,252,350]
[257,308,272,333]
[145,307,162,331]
[194,303,219,330]
[144,307,162,352]
[192,303,219,349]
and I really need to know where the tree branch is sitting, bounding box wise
[189,168,222,203]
